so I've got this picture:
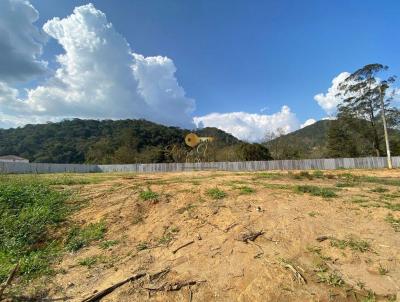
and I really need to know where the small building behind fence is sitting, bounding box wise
[0,155,29,163]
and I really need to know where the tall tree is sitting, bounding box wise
[337,64,398,157]
[326,119,358,158]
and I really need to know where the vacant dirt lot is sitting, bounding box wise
[36,170,400,301]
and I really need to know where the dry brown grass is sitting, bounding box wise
[30,169,400,301]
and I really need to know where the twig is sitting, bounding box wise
[224,222,239,233]
[143,280,206,291]
[0,262,19,298]
[189,286,193,302]
[172,240,195,254]
[149,267,170,283]
[81,272,146,302]
[281,262,307,285]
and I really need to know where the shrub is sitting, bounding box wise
[139,189,159,201]
[206,188,227,199]
[295,185,337,198]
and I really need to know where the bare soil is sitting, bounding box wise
[40,170,400,301]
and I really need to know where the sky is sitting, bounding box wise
[0,0,399,141]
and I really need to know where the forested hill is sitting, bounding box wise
[266,119,400,159]
[265,120,333,159]
[0,119,241,164]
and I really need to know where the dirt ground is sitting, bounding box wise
[40,169,400,301]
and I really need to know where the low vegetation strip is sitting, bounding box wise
[0,177,69,283]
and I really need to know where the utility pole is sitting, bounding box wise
[379,85,392,169]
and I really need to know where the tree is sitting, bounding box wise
[235,143,272,161]
[326,119,358,158]
[337,64,398,158]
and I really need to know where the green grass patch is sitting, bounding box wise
[317,271,345,287]
[312,170,324,178]
[139,189,159,201]
[351,198,369,204]
[99,240,119,249]
[330,236,370,252]
[238,186,255,194]
[295,185,337,198]
[78,256,99,268]
[264,183,291,190]
[385,214,400,232]
[336,181,357,188]
[66,221,106,252]
[370,187,389,193]
[253,172,284,180]
[136,241,149,251]
[0,177,69,283]
[289,171,314,180]
[206,188,227,200]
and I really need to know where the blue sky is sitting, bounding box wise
[1,0,399,141]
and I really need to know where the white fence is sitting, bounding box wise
[0,156,399,174]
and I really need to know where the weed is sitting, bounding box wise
[295,185,337,198]
[307,246,322,254]
[132,215,144,225]
[0,177,69,282]
[78,256,98,268]
[330,236,370,252]
[385,214,400,232]
[66,221,106,252]
[290,171,313,180]
[169,226,180,233]
[336,182,356,188]
[238,186,255,194]
[136,242,149,251]
[362,176,400,187]
[308,211,319,217]
[312,170,324,178]
[314,262,328,273]
[356,280,366,290]
[371,187,389,193]
[382,192,400,200]
[361,291,376,302]
[139,189,159,201]
[317,271,345,287]
[254,172,283,179]
[264,183,291,190]
[99,240,119,249]
[351,198,368,204]
[378,264,389,275]
[206,188,227,199]
[158,226,180,245]
[177,203,196,214]
[383,202,400,211]
[300,171,313,179]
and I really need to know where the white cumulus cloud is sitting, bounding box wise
[0,3,194,128]
[314,72,350,115]
[0,0,47,83]
[193,105,300,142]
[300,118,316,128]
